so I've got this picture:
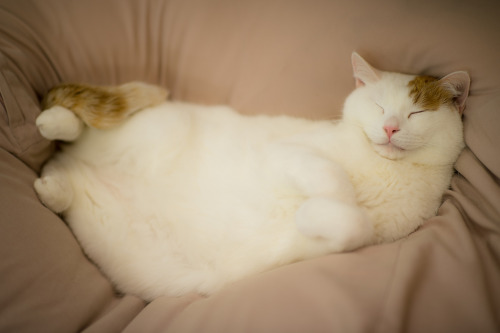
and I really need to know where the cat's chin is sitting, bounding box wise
[373,143,406,160]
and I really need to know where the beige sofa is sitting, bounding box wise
[1,0,499,332]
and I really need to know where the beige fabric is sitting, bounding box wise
[0,0,499,332]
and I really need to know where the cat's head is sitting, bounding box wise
[343,52,470,166]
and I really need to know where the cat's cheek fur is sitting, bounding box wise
[403,109,464,165]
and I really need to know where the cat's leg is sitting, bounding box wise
[295,196,374,251]
[270,143,374,250]
[34,160,73,213]
[36,106,84,141]
[42,82,168,129]
[292,160,375,250]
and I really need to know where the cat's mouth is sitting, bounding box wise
[380,142,405,151]
[373,142,406,160]
[365,131,407,159]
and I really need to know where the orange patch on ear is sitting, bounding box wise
[408,76,454,110]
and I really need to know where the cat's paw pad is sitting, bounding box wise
[34,176,73,213]
[36,106,84,141]
[295,197,374,251]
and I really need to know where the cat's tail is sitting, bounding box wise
[41,82,169,129]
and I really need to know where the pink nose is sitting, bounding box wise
[384,125,399,140]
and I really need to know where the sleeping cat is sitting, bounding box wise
[34,53,470,301]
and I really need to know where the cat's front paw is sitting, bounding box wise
[34,175,73,213]
[295,197,374,251]
[36,106,84,141]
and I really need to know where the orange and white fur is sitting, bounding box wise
[34,53,470,300]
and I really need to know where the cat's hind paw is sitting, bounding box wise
[34,175,73,213]
[36,106,84,141]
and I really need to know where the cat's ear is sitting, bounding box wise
[351,52,382,88]
[439,71,470,114]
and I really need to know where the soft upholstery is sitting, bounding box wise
[1,0,499,332]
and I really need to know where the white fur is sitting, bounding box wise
[34,65,466,300]
[36,105,84,141]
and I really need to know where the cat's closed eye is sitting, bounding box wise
[408,110,428,118]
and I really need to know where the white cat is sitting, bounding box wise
[34,53,470,300]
